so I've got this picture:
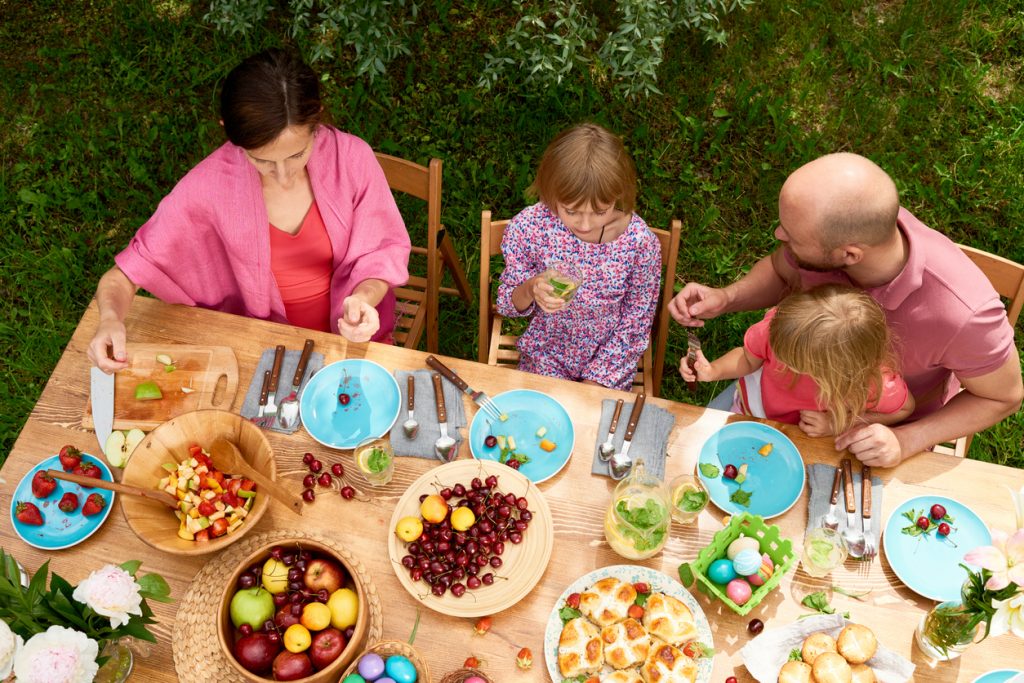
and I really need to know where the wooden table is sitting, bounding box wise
[2,296,1021,682]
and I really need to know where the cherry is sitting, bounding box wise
[262,619,276,633]
[338,393,351,405]
[318,473,332,487]
[484,435,498,448]
[723,464,738,480]
[270,546,284,560]
[343,627,355,640]
[273,593,287,607]
[331,463,344,477]
[485,475,498,488]
[726,678,738,683]
[507,459,521,470]
[440,487,453,500]
[238,574,256,589]
[302,489,315,503]
[302,474,315,489]
[266,631,280,645]
[340,486,356,500]
[748,618,764,635]
[238,623,253,636]
[937,522,951,536]
[930,503,947,520]
[916,516,930,530]
[310,459,323,473]
[452,483,466,497]
[302,452,314,465]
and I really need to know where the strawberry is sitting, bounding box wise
[627,604,645,619]
[197,500,216,517]
[566,592,581,609]
[632,582,651,594]
[194,529,210,542]
[15,502,43,525]
[463,656,480,668]
[58,492,79,513]
[474,616,492,635]
[515,647,532,670]
[210,517,229,538]
[31,471,57,498]
[82,493,106,516]
[682,642,703,659]
[58,444,82,472]
[72,462,102,488]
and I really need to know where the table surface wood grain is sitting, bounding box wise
[2,296,1021,682]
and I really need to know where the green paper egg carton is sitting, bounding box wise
[678,512,796,616]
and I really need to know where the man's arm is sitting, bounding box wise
[88,266,139,372]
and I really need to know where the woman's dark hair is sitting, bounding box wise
[220,48,324,149]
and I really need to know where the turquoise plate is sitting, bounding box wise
[972,671,1023,683]
[299,359,400,449]
[882,494,992,602]
[10,454,115,550]
[468,389,574,483]
[697,422,804,520]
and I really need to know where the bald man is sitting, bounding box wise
[670,153,1022,466]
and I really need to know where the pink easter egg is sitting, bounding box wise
[726,578,753,605]
[748,553,775,587]
[464,678,487,683]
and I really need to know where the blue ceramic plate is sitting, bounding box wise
[544,565,713,683]
[10,454,115,550]
[468,389,574,483]
[697,422,804,520]
[972,671,1023,683]
[299,359,401,449]
[882,494,992,602]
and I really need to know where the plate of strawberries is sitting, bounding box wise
[10,445,115,550]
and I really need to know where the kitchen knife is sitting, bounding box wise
[90,366,115,453]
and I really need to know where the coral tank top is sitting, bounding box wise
[269,201,335,332]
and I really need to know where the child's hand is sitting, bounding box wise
[679,348,714,382]
[798,410,834,438]
[529,276,567,314]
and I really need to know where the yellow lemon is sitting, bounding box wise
[450,506,476,532]
[283,623,311,652]
[300,602,332,631]
[395,516,424,542]
[261,558,288,594]
[327,588,359,629]
[419,494,448,524]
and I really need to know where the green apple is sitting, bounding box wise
[104,428,146,468]
[230,586,275,630]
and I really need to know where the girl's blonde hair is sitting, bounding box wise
[769,284,897,435]
[527,123,637,214]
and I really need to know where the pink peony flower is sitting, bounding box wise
[71,564,143,629]
[964,528,1024,591]
[12,626,98,683]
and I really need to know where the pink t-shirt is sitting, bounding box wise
[790,208,1015,419]
[738,308,909,425]
[270,201,334,332]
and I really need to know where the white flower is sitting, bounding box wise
[12,626,98,683]
[989,590,1024,639]
[1009,484,1024,531]
[72,564,143,629]
[0,620,23,678]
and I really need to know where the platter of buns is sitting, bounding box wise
[544,565,714,683]
[780,624,879,683]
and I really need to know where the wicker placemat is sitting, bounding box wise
[172,529,384,683]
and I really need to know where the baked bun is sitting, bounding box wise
[642,593,698,646]
[800,632,837,665]
[778,660,813,683]
[603,670,644,683]
[558,617,603,678]
[639,642,697,683]
[836,624,877,664]
[848,664,876,683]
[581,577,638,627]
[811,652,852,683]
[602,618,651,669]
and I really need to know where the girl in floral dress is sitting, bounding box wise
[496,123,662,391]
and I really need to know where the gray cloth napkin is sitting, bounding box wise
[591,398,675,480]
[388,370,467,459]
[240,348,325,434]
[806,462,882,538]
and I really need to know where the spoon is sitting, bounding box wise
[402,375,419,439]
[47,469,179,510]
[278,339,314,430]
[610,393,646,480]
[840,458,865,558]
[431,373,457,462]
[822,465,843,531]
[209,439,303,515]
[598,398,624,462]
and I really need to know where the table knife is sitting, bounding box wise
[617,393,646,464]
[90,367,115,453]
[425,355,502,420]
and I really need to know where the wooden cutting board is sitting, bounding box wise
[82,344,238,431]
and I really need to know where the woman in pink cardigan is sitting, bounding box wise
[88,49,411,372]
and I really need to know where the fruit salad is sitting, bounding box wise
[158,444,256,542]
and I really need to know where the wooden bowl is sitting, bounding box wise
[120,409,274,555]
[340,640,431,682]
[218,537,369,683]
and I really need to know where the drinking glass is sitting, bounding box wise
[541,261,584,302]
[669,474,708,524]
[800,526,848,578]
[355,437,394,487]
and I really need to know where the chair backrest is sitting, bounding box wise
[959,244,1024,327]
[649,220,682,394]
[478,211,510,364]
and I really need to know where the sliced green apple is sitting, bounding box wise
[134,381,162,400]
[104,428,146,467]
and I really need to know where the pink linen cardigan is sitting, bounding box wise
[115,125,410,341]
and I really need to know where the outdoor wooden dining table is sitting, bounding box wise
[1,295,1021,682]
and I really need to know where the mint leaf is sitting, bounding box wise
[801,591,835,614]
[699,462,720,478]
[678,490,708,513]
[729,487,753,508]
[788,648,803,661]
[559,606,582,625]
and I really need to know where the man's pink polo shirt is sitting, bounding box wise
[790,207,1014,420]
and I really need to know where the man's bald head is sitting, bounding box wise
[780,153,900,250]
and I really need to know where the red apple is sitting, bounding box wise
[304,557,345,593]
[272,650,314,681]
[234,633,280,674]
[309,627,347,670]
[275,605,301,630]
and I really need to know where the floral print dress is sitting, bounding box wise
[496,203,662,390]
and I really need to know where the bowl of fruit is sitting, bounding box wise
[219,537,369,682]
[120,409,274,555]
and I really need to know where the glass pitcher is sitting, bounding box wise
[604,457,671,560]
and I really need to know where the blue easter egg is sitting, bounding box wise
[385,655,418,683]
[708,558,737,584]
[733,548,761,576]
[358,653,386,681]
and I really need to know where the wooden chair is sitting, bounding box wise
[376,153,472,352]
[933,244,1024,457]
[478,210,682,397]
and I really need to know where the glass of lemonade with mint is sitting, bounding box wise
[542,261,584,302]
[669,473,708,524]
[355,437,394,487]
[801,526,848,577]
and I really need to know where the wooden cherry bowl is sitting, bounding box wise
[120,409,275,555]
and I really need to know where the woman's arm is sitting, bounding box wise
[87,267,139,372]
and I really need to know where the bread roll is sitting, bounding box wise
[778,660,813,683]
[848,664,876,683]
[800,632,837,665]
[811,652,852,683]
[836,624,877,664]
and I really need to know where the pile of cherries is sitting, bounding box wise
[399,474,533,598]
[300,452,356,502]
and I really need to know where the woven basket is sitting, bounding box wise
[340,640,431,683]
[439,668,492,683]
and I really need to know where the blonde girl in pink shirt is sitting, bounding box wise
[681,284,915,437]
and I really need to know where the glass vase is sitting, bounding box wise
[913,600,983,662]
[94,639,134,683]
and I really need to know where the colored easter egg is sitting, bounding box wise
[708,558,737,584]
[464,678,487,683]
[385,655,418,683]
[358,653,386,681]
[748,553,775,587]
[726,578,753,605]
[726,535,761,560]
[342,676,367,683]
[376,679,397,683]
[732,548,762,576]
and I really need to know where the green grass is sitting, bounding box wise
[2,1,1022,467]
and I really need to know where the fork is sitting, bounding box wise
[685,331,701,391]
[861,464,877,561]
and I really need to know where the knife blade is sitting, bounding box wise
[90,367,115,453]
[618,392,646,463]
